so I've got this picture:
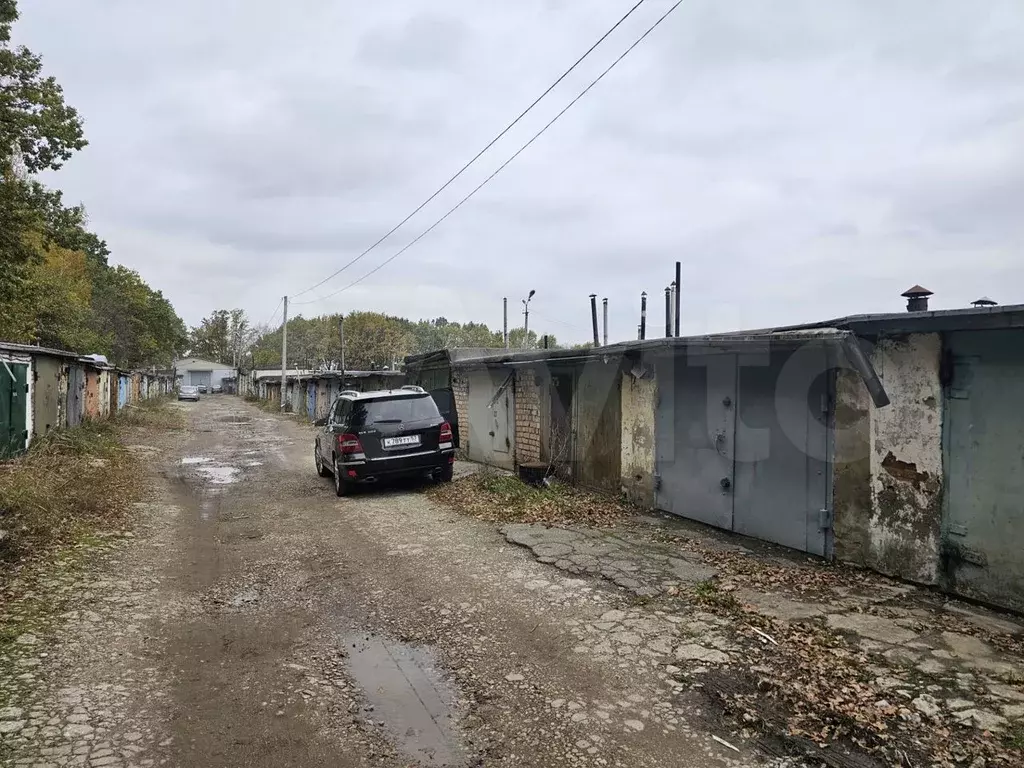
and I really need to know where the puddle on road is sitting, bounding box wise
[181,456,212,465]
[244,460,263,467]
[197,466,240,484]
[345,633,465,766]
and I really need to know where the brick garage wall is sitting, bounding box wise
[453,369,470,457]
[514,368,541,465]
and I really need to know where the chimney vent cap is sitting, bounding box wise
[971,296,997,307]
[901,284,933,298]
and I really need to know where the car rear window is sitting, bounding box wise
[352,395,440,425]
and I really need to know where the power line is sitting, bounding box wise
[289,0,650,300]
[261,297,284,330]
[530,312,589,332]
[293,0,684,307]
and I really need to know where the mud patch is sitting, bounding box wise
[344,632,465,766]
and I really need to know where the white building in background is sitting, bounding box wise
[173,358,234,391]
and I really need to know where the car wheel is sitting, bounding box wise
[439,463,454,483]
[333,457,349,497]
[315,445,330,477]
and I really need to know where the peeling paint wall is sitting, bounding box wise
[832,367,872,564]
[620,369,657,506]
[866,333,943,584]
[32,356,62,436]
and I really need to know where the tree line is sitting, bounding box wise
[187,309,582,371]
[0,1,186,368]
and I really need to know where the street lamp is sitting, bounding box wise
[522,289,536,349]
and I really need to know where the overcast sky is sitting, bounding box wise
[16,0,1024,343]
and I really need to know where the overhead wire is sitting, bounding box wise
[529,312,590,333]
[292,0,685,307]
[288,0,651,300]
[261,296,284,330]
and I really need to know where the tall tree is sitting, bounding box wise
[90,266,187,368]
[0,0,87,313]
[0,1,86,175]
[23,181,109,267]
[189,309,261,366]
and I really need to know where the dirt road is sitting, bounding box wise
[2,397,760,768]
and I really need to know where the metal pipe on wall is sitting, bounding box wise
[664,287,671,337]
[590,294,599,347]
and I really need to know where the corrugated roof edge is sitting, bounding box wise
[0,341,85,360]
[404,347,511,366]
[780,302,1024,334]
[0,341,178,375]
[402,303,1024,370]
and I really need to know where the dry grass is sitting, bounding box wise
[0,398,178,565]
[429,469,631,526]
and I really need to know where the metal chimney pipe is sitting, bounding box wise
[640,291,647,340]
[674,261,681,337]
[590,294,600,347]
[602,297,608,346]
[664,287,672,337]
[503,297,508,348]
[669,281,677,336]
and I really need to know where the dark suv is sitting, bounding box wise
[313,386,455,496]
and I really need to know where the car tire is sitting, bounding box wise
[333,457,350,497]
[439,463,454,483]
[315,446,330,477]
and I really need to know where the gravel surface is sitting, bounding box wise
[1,397,771,768]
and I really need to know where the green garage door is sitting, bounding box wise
[1,361,29,458]
[943,329,1024,611]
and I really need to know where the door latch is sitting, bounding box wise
[819,507,833,529]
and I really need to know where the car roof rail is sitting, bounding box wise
[400,384,425,393]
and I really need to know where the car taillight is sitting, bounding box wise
[439,422,453,442]
[337,433,363,454]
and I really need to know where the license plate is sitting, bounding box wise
[383,435,420,448]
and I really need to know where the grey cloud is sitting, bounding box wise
[14,0,1024,338]
[357,13,468,71]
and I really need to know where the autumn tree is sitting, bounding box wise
[89,266,187,368]
[0,0,87,306]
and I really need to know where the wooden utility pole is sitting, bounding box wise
[338,314,346,380]
[280,296,288,410]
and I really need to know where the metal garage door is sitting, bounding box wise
[655,346,831,556]
[189,370,212,390]
[466,369,514,470]
[943,330,1024,611]
[1,360,29,458]
[67,365,85,427]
